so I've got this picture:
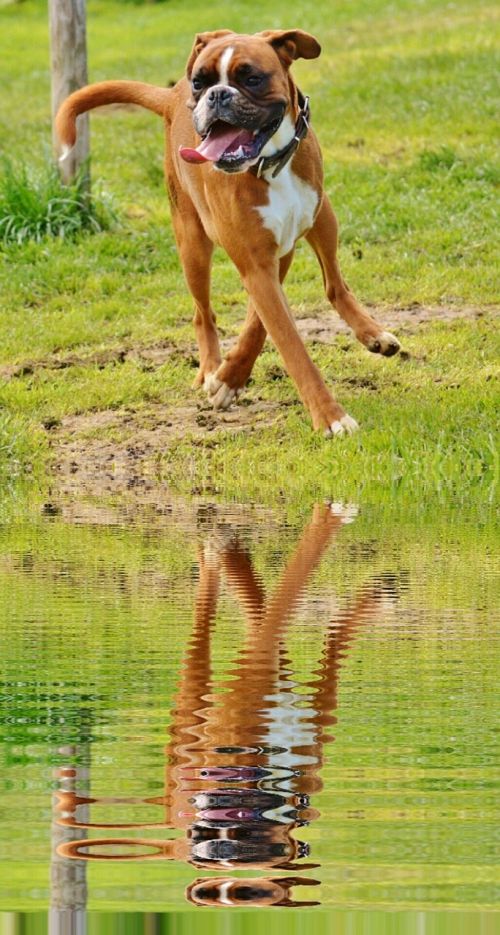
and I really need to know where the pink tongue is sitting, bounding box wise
[179,126,254,164]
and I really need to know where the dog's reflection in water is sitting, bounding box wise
[56,503,396,907]
[187,874,319,908]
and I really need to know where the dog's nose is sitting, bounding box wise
[207,85,233,108]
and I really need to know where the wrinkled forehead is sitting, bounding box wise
[193,36,284,77]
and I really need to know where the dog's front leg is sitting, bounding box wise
[233,257,358,436]
[205,250,294,411]
[204,299,266,410]
[170,193,222,387]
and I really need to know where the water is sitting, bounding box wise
[0,493,497,930]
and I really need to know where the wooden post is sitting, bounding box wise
[49,0,90,186]
[49,744,90,935]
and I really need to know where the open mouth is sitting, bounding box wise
[179,117,282,171]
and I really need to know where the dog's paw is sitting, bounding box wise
[324,414,359,438]
[204,374,239,410]
[366,331,401,357]
[328,501,359,524]
[203,530,236,564]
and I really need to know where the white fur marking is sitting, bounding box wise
[194,49,236,134]
[366,330,401,354]
[260,114,295,158]
[218,881,235,906]
[218,46,234,86]
[325,414,359,438]
[256,114,319,257]
[59,145,72,163]
[205,373,237,410]
[341,414,359,434]
[203,372,218,393]
[213,382,236,410]
[257,167,318,258]
[329,502,359,524]
[379,331,400,351]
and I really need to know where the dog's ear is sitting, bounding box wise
[258,29,321,67]
[186,30,235,77]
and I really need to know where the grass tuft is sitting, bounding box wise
[0,411,46,486]
[0,159,117,246]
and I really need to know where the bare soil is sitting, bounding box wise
[17,304,489,497]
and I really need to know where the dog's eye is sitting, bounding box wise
[192,77,203,93]
[245,74,263,88]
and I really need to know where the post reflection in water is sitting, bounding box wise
[53,503,397,908]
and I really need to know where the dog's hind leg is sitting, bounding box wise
[170,195,222,387]
[306,196,400,357]
[205,250,294,410]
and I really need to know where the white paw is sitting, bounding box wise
[203,531,235,564]
[367,331,400,357]
[203,535,221,564]
[328,502,359,524]
[204,374,239,410]
[324,414,359,438]
[59,144,73,163]
[203,372,217,393]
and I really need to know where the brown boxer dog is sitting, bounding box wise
[56,29,400,436]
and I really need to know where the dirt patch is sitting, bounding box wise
[294,302,490,344]
[42,482,280,531]
[0,340,177,382]
[52,395,288,498]
[1,304,488,383]
[35,304,494,496]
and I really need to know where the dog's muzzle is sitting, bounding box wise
[205,84,237,113]
[180,86,286,173]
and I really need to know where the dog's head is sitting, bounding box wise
[179,29,320,173]
[186,875,320,908]
[183,785,312,870]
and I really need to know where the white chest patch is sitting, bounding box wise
[257,168,319,258]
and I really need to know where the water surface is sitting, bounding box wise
[0,493,497,928]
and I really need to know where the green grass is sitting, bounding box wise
[0,159,116,245]
[0,411,46,490]
[2,912,498,935]
[157,319,498,503]
[0,0,498,503]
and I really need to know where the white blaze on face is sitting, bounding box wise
[193,46,235,133]
[218,46,234,86]
[218,881,235,906]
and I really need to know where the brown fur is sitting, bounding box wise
[56,30,400,433]
[54,504,393,906]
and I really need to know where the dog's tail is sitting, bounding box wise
[56,80,172,158]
